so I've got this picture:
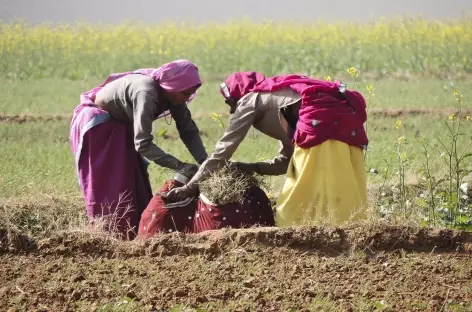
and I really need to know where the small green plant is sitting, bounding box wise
[374,159,394,217]
[364,83,375,162]
[436,88,472,226]
[417,137,443,225]
[394,120,410,217]
[97,297,138,312]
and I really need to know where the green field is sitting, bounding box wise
[1,76,471,227]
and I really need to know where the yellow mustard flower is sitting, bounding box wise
[347,67,358,78]
[395,120,403,130]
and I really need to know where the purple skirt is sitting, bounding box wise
[70,105,152,239]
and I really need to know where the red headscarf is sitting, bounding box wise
[219,72,266,101]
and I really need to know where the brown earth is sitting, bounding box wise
[1,225,472,312]
[1,108,471,124]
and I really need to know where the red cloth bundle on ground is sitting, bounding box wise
[138,180,275,238]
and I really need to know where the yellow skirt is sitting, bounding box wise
[276,140,367,227]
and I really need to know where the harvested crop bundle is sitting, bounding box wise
[199,164,266,205]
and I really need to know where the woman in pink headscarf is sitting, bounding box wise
[70,59,208,239]
[167,72,368,226]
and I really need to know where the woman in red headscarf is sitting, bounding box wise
[70,59,208,238]
[166,72,369,226]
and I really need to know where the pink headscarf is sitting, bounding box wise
[79,59,201,119]
[136,59,201,92]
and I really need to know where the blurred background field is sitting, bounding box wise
[1,18,472,79]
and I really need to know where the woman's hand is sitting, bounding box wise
[164,184,198,202]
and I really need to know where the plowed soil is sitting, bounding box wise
[1,225,472,312]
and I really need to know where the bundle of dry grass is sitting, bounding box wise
[199,164,266,205]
